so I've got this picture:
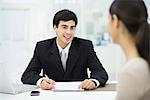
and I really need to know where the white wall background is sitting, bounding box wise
[0,0,149,83]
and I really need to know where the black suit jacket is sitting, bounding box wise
[21,37,108,86]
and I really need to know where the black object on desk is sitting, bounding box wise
[30,91,40,96]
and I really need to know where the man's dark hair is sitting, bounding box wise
[53,9,78,28]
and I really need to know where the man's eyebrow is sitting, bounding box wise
[71,25,76,27]
[61,25,76,27]
[61,25,67,27]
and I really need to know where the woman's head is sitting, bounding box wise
[109,0,150,65]
[109,0,148,34]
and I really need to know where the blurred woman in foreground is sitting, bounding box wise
[108,0,150,100]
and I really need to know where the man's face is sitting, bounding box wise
[54,20,76,48]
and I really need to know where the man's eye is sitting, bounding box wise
[71,27,76,30]
[62,26,67,29]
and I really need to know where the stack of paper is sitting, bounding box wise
[53,82,84,92]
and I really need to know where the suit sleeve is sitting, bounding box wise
[87,41,108,86]
[21,43,43,85]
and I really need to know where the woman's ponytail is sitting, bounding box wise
[135,21,150,66]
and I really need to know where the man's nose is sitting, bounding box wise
[66,28,72,34]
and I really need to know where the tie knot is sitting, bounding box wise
[61,50,66,57]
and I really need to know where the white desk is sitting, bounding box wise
[0,91,116,100]
[0,84,116,100]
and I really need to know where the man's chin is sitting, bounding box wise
[64,38,73,43]
[64,40,71,44]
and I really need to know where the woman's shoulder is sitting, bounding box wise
[123,57,149,73]
[120,57,150,82]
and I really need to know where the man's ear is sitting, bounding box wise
[112,14,119,28]
[53,25,57,30]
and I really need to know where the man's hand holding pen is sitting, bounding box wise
[40,74,55,90]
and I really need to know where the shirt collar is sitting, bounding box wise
[56,40,72,54]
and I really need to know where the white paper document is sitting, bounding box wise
[53,81,84,92]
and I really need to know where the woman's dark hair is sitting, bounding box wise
[53,9,78,27]
[109,0,150,66]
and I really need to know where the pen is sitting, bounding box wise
[45,74,49,79]
[45,74,55,85]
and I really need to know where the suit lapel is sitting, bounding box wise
[65,39,80,76]
[49,38,65,74]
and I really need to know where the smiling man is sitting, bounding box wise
[21,9,108,90]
